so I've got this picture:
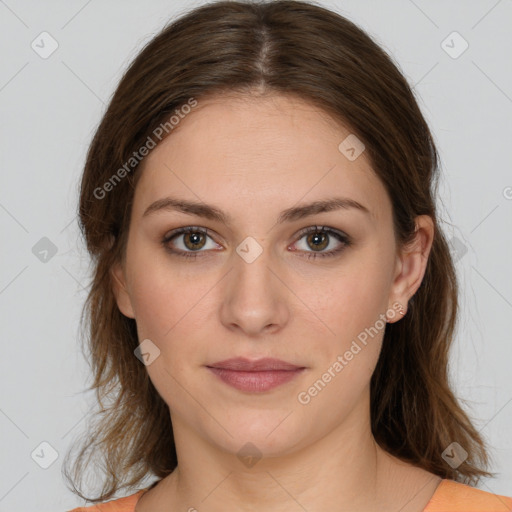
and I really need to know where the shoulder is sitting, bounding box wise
[424,479,512,512]
[67,489,147,512]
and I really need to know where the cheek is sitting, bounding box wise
[128,269,175,337]
[125,244,215,370]
[310,246,394,349]
[295,254,391,417]
[125,237,193,335]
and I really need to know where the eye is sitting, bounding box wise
[162,226,220,259]
[290,225,351,259]
[162,225,351,261]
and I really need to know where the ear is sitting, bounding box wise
[111,260,136,319]
[387,215,434,323]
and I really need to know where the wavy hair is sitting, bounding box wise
[63,0,492,502]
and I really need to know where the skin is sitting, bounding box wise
[112,92,439,512]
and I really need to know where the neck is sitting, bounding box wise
[171,437,381,511]
[156,393,428,512]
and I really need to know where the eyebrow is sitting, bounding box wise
[142,196,371,225]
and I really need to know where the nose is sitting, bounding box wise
[219,241,290,338]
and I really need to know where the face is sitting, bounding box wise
[112,93,431,461]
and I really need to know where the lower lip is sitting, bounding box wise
[207,367,305,392]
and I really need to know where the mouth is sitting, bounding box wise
[206,357,307,392]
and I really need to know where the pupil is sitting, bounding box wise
[309,232,327,251]
[186,232,204,250]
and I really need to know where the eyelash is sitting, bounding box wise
[161,225,351,261]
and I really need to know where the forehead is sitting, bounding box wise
[133,93,391,225]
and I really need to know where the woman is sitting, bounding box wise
[65,1,512,511]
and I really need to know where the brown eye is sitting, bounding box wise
[162,226,220,259]
[183,231,207,250]
[292,226,351,260]
[305,231,329,251]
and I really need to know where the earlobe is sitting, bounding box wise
[387,215,434,323]
[111,261,136,319]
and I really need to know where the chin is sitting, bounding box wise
[208,413,309,461]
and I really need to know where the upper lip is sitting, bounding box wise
[207,357,305,371]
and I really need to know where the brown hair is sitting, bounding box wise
[63,0,492,502]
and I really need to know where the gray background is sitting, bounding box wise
[0,0,511,510]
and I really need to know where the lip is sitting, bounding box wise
[206,358,306,392]
[207,357,304,371]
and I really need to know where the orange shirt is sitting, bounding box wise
[67,479,512,512]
